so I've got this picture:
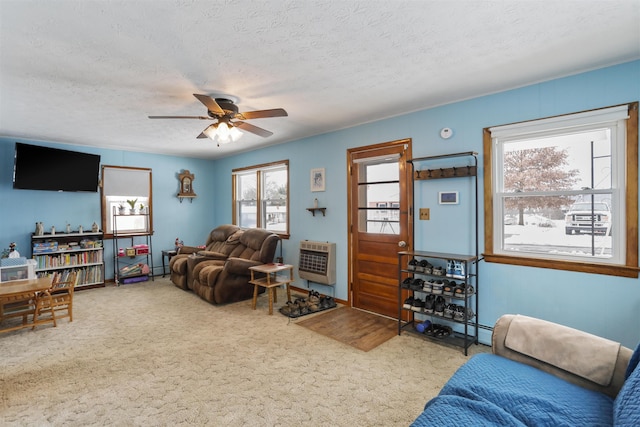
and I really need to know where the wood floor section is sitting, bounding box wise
[296,306,397,352]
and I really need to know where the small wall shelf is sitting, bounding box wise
[306,207,326,216]
[178,194,196,203]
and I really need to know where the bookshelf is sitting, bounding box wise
[31,231,105,289]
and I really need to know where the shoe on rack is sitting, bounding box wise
[444,303,456,318]
[432,266,445,276]
[411,298,425,312]
[424,323,441,337]
[403,296,414,310]
[424,279,436,291]
[454,306,475,322]
[407,258,418,271]
[419,259,432,274]
[443,283,455,296]
[401,277,413,289]
[431,280,444,295]
[454,283,474,298]
[424,294,436,313]
[452,261,466,279]
[446,260,455,277]
[434,296,446,316]
[410,278,424,291]
[435,324,452,338]
[422,280,433,292]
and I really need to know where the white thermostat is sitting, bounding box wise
[440,127,453,139]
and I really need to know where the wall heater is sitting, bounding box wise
[298,240,336,286]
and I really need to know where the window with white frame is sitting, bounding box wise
[484,103,638,278]
[232,160,289,237]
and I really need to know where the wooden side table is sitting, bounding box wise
[249,264,294,315]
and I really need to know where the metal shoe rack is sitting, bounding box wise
[398,151,479,355]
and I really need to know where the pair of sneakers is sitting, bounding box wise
[446,260,466,279]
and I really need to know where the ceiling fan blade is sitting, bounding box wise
[197,124,216,139]
[148,115,211,120]
[193,94,225,115]
[236,108,288,120]
[234,121,273,138]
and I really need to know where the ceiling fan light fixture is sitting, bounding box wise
[203,121,243,146]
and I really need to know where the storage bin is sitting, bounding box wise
[0,259,36,282]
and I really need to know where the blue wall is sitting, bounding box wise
[2,60,639,347]
[212,60,640,348]
[0,140,217,278]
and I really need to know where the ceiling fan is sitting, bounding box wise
[148,94,287,145]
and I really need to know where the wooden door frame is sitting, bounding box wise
[346,138,413,308]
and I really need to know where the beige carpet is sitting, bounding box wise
[0,278,489,426]
[296,306,398,352]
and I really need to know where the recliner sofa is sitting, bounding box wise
[169,224,240,290]
[169,225,280,305]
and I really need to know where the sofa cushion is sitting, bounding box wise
[614,346,640,426]
[225,228,273,261]
[421,353,614,427]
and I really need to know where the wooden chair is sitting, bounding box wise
[33,271,77,328]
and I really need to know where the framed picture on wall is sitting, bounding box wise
[311,168,325,192]
[439,191,459,205]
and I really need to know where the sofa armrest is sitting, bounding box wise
[177,245,202,255]
[492,314,632,398]
[224,258,262,276]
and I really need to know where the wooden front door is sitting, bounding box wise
[348,139,412,318]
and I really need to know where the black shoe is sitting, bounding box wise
[424,294,436,313]
[407,258,418,271]
[280,301,301,317]
[419,259,432,274]
[434,296,446,316]
[401,277,413,288]
[320,295,336,309]
[434,324,452,339]
[403,296,414,310]
[410,278,424,291]
[411,298,425,312]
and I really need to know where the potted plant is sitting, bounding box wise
[126,198,138,214]
[118,204,126,215]
[138,203,145,214]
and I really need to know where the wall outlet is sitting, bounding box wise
[419,208,430,220]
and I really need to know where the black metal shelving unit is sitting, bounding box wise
[398,152,479,355]
[112,207,154,285]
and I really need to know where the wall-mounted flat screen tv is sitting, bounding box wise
[13,143,101,192]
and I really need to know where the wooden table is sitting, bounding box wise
[0,277,54,333]
[249,264,294,315]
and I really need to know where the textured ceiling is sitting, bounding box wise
[1,0,639,159]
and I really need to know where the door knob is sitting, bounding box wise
[398,241,407,247]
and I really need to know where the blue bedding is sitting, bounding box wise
[412,353,614,427]
[614,341,640,426]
